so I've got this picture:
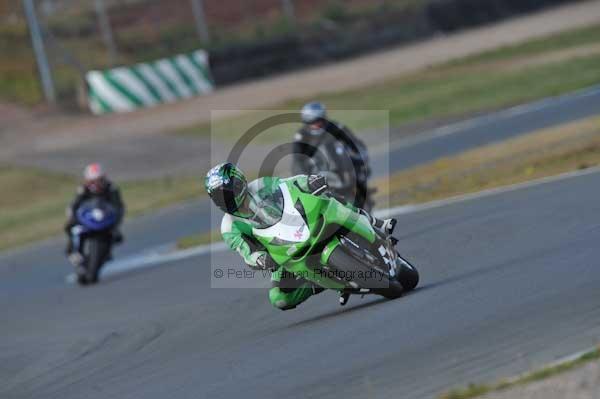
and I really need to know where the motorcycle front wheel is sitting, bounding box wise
[83,237,110,284]
[395,253,419,291]
[328,245,404,300]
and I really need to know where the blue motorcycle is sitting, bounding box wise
[70,198,118,285]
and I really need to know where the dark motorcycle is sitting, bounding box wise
[293,138,376,211]
[70,198,118,285]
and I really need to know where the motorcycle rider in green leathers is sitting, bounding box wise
[205,163,396,310]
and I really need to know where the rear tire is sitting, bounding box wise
[77,274,88,286]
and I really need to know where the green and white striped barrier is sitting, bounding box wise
[86,49,214,114]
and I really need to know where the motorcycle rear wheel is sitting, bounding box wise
[76,274,88,285]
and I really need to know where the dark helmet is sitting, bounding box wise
[204,163,248,214]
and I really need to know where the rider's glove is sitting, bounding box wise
[255,253,278,271]
[308,174,329,195]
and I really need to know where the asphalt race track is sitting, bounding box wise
[2,89,600,398]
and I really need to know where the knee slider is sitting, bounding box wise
[269,288,296,311]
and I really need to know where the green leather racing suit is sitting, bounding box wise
[220,175,334,310]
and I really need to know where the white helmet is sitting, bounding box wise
[84,163,107,194]
[84,163,105,181]
[301,102,327,125]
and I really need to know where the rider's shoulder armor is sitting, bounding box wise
[221,213,253,235]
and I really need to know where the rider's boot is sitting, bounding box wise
[68,252,84,267]
[66,235,85,266]
[311,283,325,295]
[376,218,397,236]
[339,292,350,306]
[65,237,74,255]
[360,209,397,236]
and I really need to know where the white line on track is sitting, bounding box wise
[67,165,600,284]
[66,242,228,283]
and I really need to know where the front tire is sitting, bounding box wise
[395,254,419,291]
[328,245,404,300]
[85,237,110,284]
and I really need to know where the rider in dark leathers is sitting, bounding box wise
[291,102,374,210]
[64,163,125,265]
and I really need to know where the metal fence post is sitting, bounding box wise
[23,0,56,104]
[94,0,118,66]
[40,0,55,15]
[281,0,296,27]
[191,0,210,43]
[281,0,296,25]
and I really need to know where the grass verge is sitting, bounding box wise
[176,229,222,250]
[0,167,201,252]
[178,23,600,140]
[439,346,600,399]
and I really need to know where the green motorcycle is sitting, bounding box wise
[252,180,419,299]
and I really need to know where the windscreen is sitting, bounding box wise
[247,186,284,229]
